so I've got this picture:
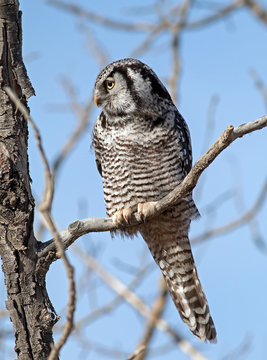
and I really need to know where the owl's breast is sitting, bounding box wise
[100,123,186,217]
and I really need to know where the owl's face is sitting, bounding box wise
[94,58,173,117]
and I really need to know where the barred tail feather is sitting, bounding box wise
[165,256,217,342]
[141,222,217,342]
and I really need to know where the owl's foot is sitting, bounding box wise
[112,202,157,226]
[112,207,134,226]
[137,201,157,222]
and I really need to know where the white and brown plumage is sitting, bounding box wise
[93,58,216,342]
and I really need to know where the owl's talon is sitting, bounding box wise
[112,207,134,226]
[123,207,133,224]
[112,209,123,226]
[136,210,144,223]
[137,202,157,222]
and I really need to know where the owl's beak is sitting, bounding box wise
[94,95,98,107]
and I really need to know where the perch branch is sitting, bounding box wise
[38,115,267,261]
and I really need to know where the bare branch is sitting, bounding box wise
[51,90,93,178]
[36,79,93,240]
[73,247,208,360]
[134,279,168,360]
[47,0,153,32]
[79,24,109,68]
[192,176,267,244]
[43,215,75,360]
[169,31,180,103]
[68,257,152,329]
[130,24,164,58]
[221,334,252,360]
[3,86,76,360]
[128,345,146,360]
[195,94,220,201]
[185,0,267,29]
[243,0,267,25]
[38,115,267,260]
[168,0,193,103]
[185,0,243,29]
[249,69,267,112]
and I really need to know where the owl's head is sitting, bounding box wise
[94,58,173,117]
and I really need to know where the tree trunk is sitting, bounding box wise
[0,1,57,358]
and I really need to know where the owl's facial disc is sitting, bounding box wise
[94,71,136,115]
[94,75,117,108]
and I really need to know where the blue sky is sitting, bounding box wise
[1,1,266,359]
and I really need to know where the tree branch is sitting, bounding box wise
[243,0,267,25]
[133,279,168,360]
[47,0,153,31]
[185,0,243,29]
[127,345,146,360]
[168,0,194,103]
[0,2,57,358]
[72,247,208,360]
[38,115,267,262]
[192,176,267,244]
[3,86,76,360]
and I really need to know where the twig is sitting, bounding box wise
[127,345,146,360]
[130,23,164,57]
[36,79,93,240]
[195,94,220,201]
[249,69,267,112]
[38,115,267,260]
[75,338,128,359]
[185,0,243,29]
[221,333,252,360]
[192,176,267,244]
[3,86,76,360]
[73,246,208,360]
[169,30,180,103]
[168,0,193,103]
[51,84,93,177]
[47,0,153,32]
[134,279,168,360]
[79,23,109,68]
[61,258,151,330]
[201,94,220,156]
[243,0,267,25]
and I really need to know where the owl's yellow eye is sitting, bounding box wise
[105,78,115,90]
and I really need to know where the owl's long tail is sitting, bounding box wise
[140,208,217,342]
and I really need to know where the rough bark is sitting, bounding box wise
[0,1,57,359]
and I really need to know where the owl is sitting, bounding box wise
[93,58,216,342]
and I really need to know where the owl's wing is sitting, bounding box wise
[93,114,103,177]
[95,158,102,176]
[175,111,193,176]
[175,111,200,219]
